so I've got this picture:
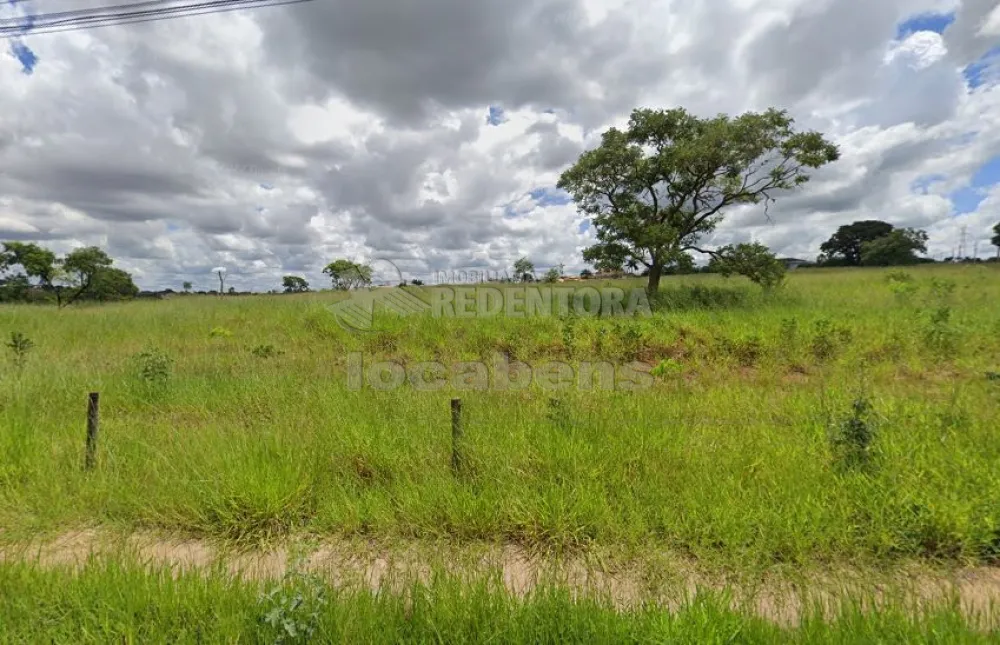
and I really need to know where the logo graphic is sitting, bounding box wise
[326,258,431,333]
[326,257,652,333]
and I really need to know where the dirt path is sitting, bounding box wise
[2,529,999,628]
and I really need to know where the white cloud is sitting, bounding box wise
[886,31,948,69]
[1,0,999,290]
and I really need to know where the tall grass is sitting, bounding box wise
[0,266,998,568]
[0,560,993,643]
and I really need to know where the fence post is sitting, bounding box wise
[451,398,463,475]
[85,392,99,470]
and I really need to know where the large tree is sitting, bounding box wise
[558,107,839,294]
[323,260,372,290]
[0,242,137,305]
[88,267,140,301]
[60,246,115,307]
[582,242,630,274]
[992,222,1000,259]
[512,257,535,282]
[282,275,309,293]
[0,242,57,302]
[819,220,895,266]
[859,228,928,266]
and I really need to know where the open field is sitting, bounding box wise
[1,264,999,638]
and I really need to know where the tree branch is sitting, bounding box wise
[682,245,724,259]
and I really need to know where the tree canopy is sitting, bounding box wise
[323,260,372,290]
[543,264,564,283]
[0,242,137,305]
[992,222,1000,255]
[282,275,310,293]
[819,220,895,266]
[61,246,114,306]
[859,228,928,266]
[89,267,140,301]
[708,242,787,289]
[558,106,839,294]
[512,257,535,282]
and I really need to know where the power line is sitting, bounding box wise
[1,0,314,37]
[0,0,316,38]
[0,0,183,27]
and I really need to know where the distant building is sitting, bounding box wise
[137,290,175,300]
[778,258,809,270]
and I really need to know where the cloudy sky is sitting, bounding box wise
[1,0,999,290]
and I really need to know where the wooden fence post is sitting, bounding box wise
[85,392,99,470]
[451,398,463,475]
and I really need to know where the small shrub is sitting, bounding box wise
[811,319,853,363]
[209,326,233,339]
[258,560,328,645]
[830,396,877,473]
[612,321,644,361]
[887,273,919,303]
[543,265,563,283]
[923,306,957,355]
[5,332,33,373]
[926,278,957,304]
[723,334,763,367]
[779,317,798,345]
[133,347,173,386]
[870,330,907,363]
[593,326,609,358]
[546,396,573,429]
[251,344,283,359]
[651,358,683,379]
[885,270,914,283]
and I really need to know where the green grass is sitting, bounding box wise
[0,265,998,570]
[0,559,994,643]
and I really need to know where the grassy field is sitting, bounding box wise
[0,559,996,644]
[1,264,999,639]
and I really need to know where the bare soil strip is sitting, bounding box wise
[2,530,999,628]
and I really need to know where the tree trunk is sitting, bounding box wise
[645,262,662,296]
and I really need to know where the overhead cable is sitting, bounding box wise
[0,0,316,38]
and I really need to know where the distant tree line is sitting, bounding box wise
[818,220,930,266]
[0,242,139,306]
[815,219,1000,267]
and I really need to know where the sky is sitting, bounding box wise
[1,0,999,291]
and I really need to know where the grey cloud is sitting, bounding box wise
[746,0,919,106]
[524,122,585,170]
[260,0,676,130]
[944,0,1000,64]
